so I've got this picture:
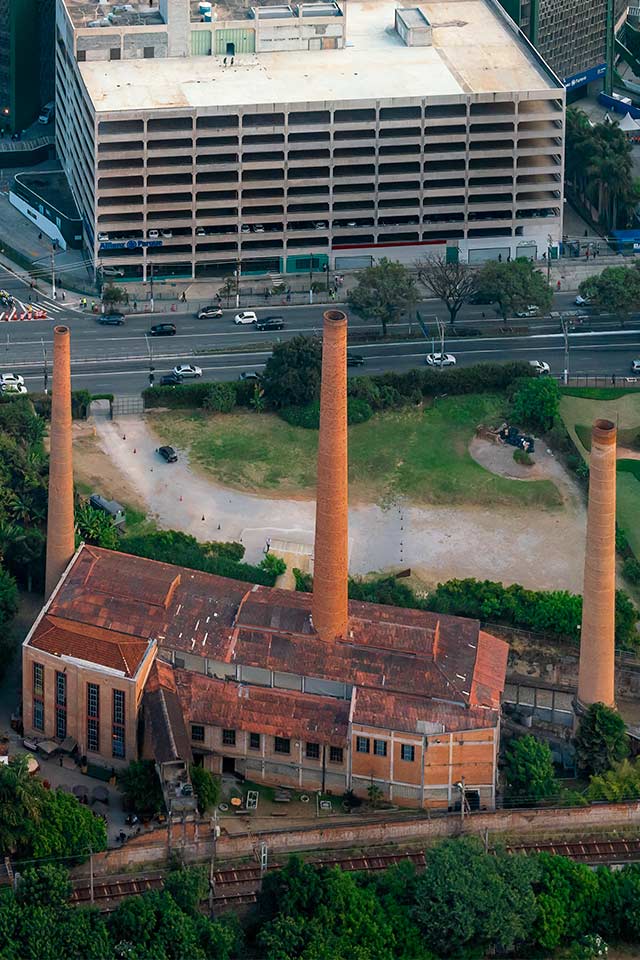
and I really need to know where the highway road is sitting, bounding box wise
[1,261,640,395]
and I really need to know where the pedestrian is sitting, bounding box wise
[497,253,502,262]
[231,57,234,66]
[506,254,511,263]
[133,300,137,311]
[61,290,65,300]
[265,538,271,554]
[556,280,561,291]
[481,311,486,319]
[586,247,590,260]
[180,291,186,302]
[53,291,57,300]
[223,56,227,65]
[38,232,42,240]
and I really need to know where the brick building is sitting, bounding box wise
[23,545,508,809]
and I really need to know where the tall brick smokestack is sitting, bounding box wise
[312,309,349,641]
[577,418,617,709]
[45,325,75,599]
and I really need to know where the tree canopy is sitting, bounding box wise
[574,702,629,775]
[475,258,552,322]
[75,503,120,550]
[415,256,477,325]
[503,734,557,803]
[0,757,107,861]
[578,264,640,326]
[510,375,560,432]
[117,760,165,816]
[566,107,640,232]
[347,258,419,336]
[261,335,322,408]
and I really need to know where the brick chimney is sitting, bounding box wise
[312,309,349,641]
[45,326,75,599]
[577,418,617,709]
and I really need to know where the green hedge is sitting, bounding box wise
[293,570,427,610]
[30,390,92,420]
[426,577,639,650]
[141,361,534,415]
[280,396,373,429]
[119,529,276,586]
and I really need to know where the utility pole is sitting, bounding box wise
[456,777,467,825]
[547,234,552,285]
[561,315,570,385]
[41,337,48,394]
[149,262,155,313]
[51,246,56,300]
[208,813,218,915]
[235,257,241,309]
[88,843,94,906]
[309,254,314,305]
[145,334,155,387]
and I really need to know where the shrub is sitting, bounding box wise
[189,765,220,815]
[293,568,313,592]
[142,381,222,410]
[280,397,373,429]
[616,526,630,555]
[510,376,560,432]
[623,557,640,584]
[30,390,92,420]
[513,448,533,466]
[120,529,277,586]
[202,382,236,414]
[575,703,629,775]
[260,553,286,577]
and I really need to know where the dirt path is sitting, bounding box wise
[86,415,588,591]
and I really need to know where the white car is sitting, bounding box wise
[97,232,109,242]
[426,353,456,367]
[196,227,206,236]
[172,364,202,379]
[314,221,327,230]
[147,229,160,239]
[0,373,25,387]
[252,224,265,233]
[529,360,550,375]
[160,230,173,239]
[575,295,591,306]
[1,383,27,395]
[631,359,640,373]
[234,311,257,325]
[515,305,540,318]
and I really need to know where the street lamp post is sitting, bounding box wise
[235,257,241,310]
[547,233,553,285]
[309,254,314,305]
[455,777,467,825]
[41,338,48,395]
[561,315,570,385]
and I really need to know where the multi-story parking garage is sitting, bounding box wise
[56,0,565,280]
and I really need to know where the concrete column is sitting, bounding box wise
[45,325,75,599]
[577,418,617,709]
[312,309,349,641]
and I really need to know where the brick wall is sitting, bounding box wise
[82,800,640,878]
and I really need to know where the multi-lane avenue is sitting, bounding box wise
[1,262,639,395]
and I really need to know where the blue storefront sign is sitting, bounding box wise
[99,239,163,250]
[564,62,606,91]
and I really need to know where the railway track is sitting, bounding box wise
[70,838,640,912]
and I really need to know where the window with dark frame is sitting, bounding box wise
[87,683,100,752]
[305,742,320,759]
[110,48,121,60]
[191,724,205,743]
[33,663,44,731]
[356,736,370,754]
[55,671,67,740]
[143,46,155,58]
[400,744,415,763]
[112,689,125,759]
[329,746,343,764]
[77,50,86,62]
[222,728,236,746]
[373,739,387,757]
[249,732,261,750]
[274,736,290,754]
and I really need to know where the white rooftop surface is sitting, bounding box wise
[81,0,558,114]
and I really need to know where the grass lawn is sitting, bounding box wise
[561,387,640,401]
[559,393,640,557]
[149,394,562,508]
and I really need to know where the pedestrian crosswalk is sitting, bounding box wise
[0,295,79,321]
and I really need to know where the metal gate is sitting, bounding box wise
[111,395,144,418]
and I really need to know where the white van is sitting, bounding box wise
[38,102,54,124]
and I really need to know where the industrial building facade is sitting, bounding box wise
[55,0,565,279]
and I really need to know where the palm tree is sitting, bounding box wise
[0,519,25,565]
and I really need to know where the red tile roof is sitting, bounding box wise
[29,614,151,678]
[43,546,508,733]
[175,669,350,747]
[353,687,500,735]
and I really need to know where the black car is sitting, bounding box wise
[255,316,285,331]
[160,372,183,386]
[469,292,494,305]
[347,353,365,367]
[158,445,178,462]
[99,312,125,325]
[149,323,176,337]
